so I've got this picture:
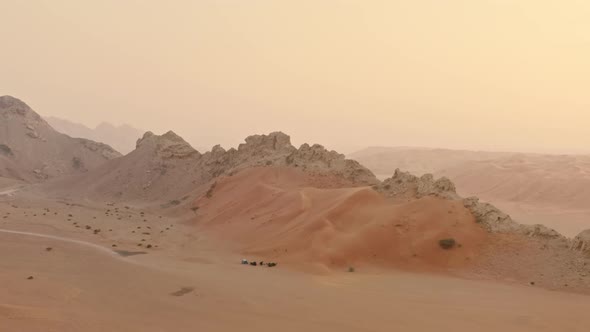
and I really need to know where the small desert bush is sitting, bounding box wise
[206,182,217,198]
[439,238,456,249]
[0,144,13,156]
[72,157,83,169]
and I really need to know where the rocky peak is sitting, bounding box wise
[135,131,198,159]
[572,230,590,254]
[0,95,32,114]
[285,143,378,185]
[376,168,457,199]
[1,95,45,125]
[238,131,296,156]
[136,131,155,148]
[462,196,521,233]
[211,144,227,155]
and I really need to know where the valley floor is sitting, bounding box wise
[1,185,590,331]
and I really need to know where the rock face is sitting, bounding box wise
[375,168,457,199]
[0,96,121,182]
[374,167,567,242]
[44,131,379,202]
[285,143,378,186]
[462,196,520,233]
[572,230,590,254]
[461,197,565,240]
[201,132,378,186]
[136,131,199,159]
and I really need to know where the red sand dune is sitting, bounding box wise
[193,167,487,272]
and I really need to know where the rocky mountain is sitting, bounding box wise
[46,116,143,154]
[0,96,120,182]
[32,126,590,292]
[0,96,121,182]
[40,126,589,250]
[43,131,377,202]
[373,168,567,239]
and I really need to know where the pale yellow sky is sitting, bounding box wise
[1,0,589,153]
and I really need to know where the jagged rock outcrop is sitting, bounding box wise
[202,132,378,186]
[0,96,121,182]
[375,168,457,199]
[462,196,520,233]
[136,131,199,159]
[462,195,564,240]
[572,230,590,254]
[285,143,378,185]
[374,167,568,241]
[238,131,296,158]
[44,131,379,202]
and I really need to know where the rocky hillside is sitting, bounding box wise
[372,168,590,257]
[0,96,121,182]
[374,169,565,236]
[43,131,377,202]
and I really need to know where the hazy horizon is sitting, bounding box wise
[2,1,590,154]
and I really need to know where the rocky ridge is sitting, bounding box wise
[42,131,377,202]
[141,130,377,186]
[373,167,590,249]
[0,96,121,181]
[572,230,590,255]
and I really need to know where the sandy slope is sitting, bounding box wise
[1,165,590,331]
[193,167,486,273]
[2,204,590,332]
[350,147,590,237]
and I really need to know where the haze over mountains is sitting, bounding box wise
[45,116,143,155]
[351,147,590,237]
[2,96,590,331]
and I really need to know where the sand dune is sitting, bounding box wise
[193,167,486,273]
[3,232,590,332]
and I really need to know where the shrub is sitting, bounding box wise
[348,266,355,272]
[160,200,181,208]
[206,182,217,198]
[0,144,13,156]
[439,238,456,249]
[72,157,83,169]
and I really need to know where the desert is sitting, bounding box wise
[1,97,590,331]
[3,1,590,330]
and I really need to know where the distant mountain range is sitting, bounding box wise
[45,116,143,154]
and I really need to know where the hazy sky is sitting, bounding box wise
[2,0,589,153]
